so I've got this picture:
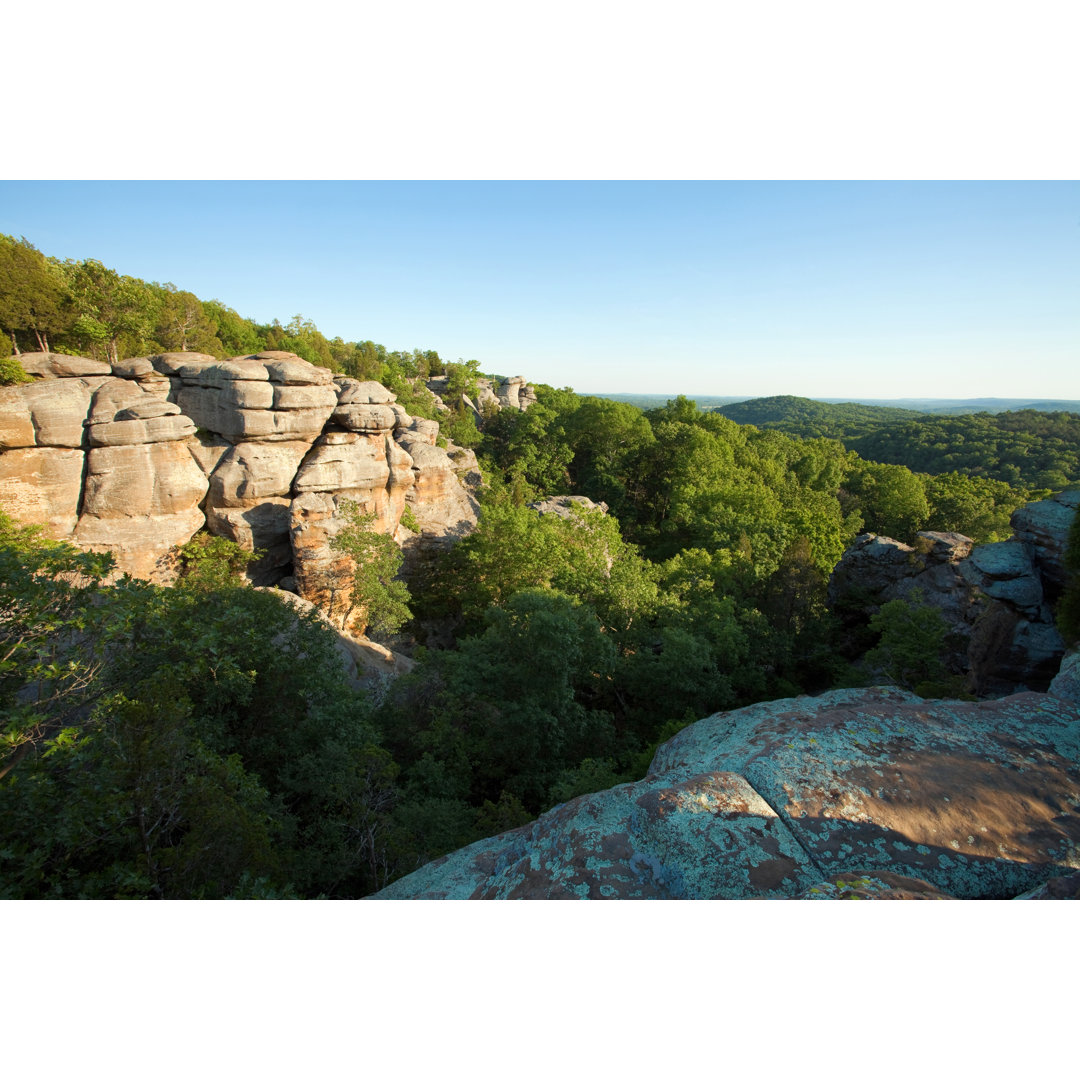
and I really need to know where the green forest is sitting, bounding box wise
[2,236,1078,898]
[716,395,1080,490]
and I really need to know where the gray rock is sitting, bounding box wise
[16,352,112,379]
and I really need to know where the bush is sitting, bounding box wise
[0,354,30,385]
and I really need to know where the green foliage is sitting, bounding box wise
[445,358,482,401]
[175,531,259,591]
[0,235,72,353]
[922,471,1034,543]
[0,516,410,897]
[330,501,412,636]
[866,597,955,696]
[843,460,930,542]
[716,396,1080,491]
[0,512,118,774]
[399,505,421,533]
[0,354,30,385]
[444,404,482,448]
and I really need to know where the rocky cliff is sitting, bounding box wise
[0,350,485,634]
[828,489,1079,694]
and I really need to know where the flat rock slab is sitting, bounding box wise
[375,771,818,899]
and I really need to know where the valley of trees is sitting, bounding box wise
[2,236,1078,898]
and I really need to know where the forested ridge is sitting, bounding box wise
[716,394,1080,490]
[2,236,1077,898]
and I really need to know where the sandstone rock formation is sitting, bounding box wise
[372,684,1080,900]
[828,490,1078,693]
[0,351,481,616]
[425,373,537,416]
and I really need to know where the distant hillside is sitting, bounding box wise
[821,397,1080,416]
[714,395,1080,489]
[715,395,925,437]
[591,393,750,412]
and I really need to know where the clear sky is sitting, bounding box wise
[1,180,1076,401]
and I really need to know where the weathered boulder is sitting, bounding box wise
[203,440,315,579]
[86,378,195,447]
[331,402,397,434]
[496,375,536,411]
[373,685,1080,900]
[334,378,396,405]
[1049,649,1080,703]
[209,441,313,508]
[396,435,479,540]
[74,440,208,581]
[174,354,336,442]
[0,377,93,448]
[109,356,172,399]
[15,352,112,380]
[1011,488,1080,597]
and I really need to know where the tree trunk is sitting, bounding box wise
[9,331,19,355]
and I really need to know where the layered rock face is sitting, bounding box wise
[0,352,479,621]
[0,353,207,579]
[828,490,1078,693]
[372,684,1080,900]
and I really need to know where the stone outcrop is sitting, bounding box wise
[425,373,538,417]
[0,351,481,610]
[372,684,1080,900]
[528,495,609,520]
[828,491,1078,693]
[0,354,208,577]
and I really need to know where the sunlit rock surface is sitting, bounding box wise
[0,351,480,611]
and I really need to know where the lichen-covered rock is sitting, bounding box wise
[1011,488,1080,597]
[1049,650,1080,703]
[375,771,819,900]
[373,685,1080,900]
[1014,870,1080,899]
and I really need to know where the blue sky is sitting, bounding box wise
[1,180,1076,400]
